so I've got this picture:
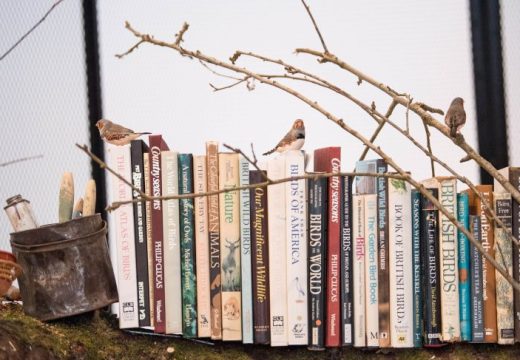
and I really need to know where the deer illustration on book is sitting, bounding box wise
[223,239,240,291]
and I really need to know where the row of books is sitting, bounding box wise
[107,138,520,348]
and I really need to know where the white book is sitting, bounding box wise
[161,151,182,334]
[107,144,139,329]
[364,194,379,347]
[388,178,414,347]
[285,150,308,345]
[239,156,253,344]
[352,194,366,347]
[194,155,211,338]
[267,154,288,346]
[422,177,460,342]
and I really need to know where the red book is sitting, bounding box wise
[314,147,341,347]
[149,135,169,333]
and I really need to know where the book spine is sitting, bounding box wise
[352,194,366,347]
[219,153,242,341]
[376,161,390,348]
[314,148,342,347]
[108,145,139,329]
[438,179,460,342]
[143,152,155,328]
[130,140,151,327]
[457,193,471,341]
[308,176,327,350]
[161,151,182,334]
[206,141,222,340]
[194,155,211,338]
[249,170,270,345]
[388,179,413,348]
[470,215,484,342]
[179,153,197,338]
[411,190,422,347]
[507,169,520,342]
[250,170,270,345]
[494,192,514,344]
[479,187,497,343]
[341,176,353,346]
[365,193,379,347]
[285,150,308,345]
[268,155,288,346]
[239,157,253,344]
[149,136,166,333]
[421,189,442,346]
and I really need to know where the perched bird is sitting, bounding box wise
[96,119,151,146]
[445,97,466,137]
[262,119,305,156]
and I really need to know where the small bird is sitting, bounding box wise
[445,97,466,137]
[262,119,305,156]
[96,119,151,146]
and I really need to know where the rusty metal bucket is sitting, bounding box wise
[10,214,118,321]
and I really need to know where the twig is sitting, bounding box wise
[115,40,145,59]
[0,155,43,167]
[117,22,520,290]
[295,47,520,204]
[174,22,189,45]
[223,143,269,180]
[75,143,146,198]
[300,0,329,53]
[405,94,411,133]
[416,102,444,115]
[0,0,66,61]
[210,79,247,92]
[359,100,397,161]
[199,60,244,81]
[422,119,436,177]
[106,171,407,212]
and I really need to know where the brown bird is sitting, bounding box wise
[263,119,305,156]
[445,97,466,137]
[96,119,151,146]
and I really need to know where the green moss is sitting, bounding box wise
[2,303,520,359]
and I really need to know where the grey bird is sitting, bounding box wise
[96,119,151,146]
[445,97,466,137]
[262,119,305,156]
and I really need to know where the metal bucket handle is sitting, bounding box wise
[11,221,107,253]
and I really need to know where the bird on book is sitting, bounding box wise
[262,119,305,156]
[96,119,151,146]
[444,97,466,137]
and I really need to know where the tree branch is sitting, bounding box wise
[0,155,43,167]
[300,0,329,53]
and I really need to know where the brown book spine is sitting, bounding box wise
[206,141,222,340]
[250,170,270,344]
[508,168,520,342]
[469,185,497,342]
[149,135,169,333]
[314,147,341,347]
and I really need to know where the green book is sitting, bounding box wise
[179,153,197,338]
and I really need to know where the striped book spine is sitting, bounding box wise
[352,194,366,347]
[365,194,379,347]
[457,193,471,341]
[411,190,422,347]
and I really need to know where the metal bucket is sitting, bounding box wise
[10,214,118,321]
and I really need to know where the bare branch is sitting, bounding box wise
[416,102,445,115]
[359,100,397,161]
[0,155,43,167]
[174,22,189,45]
[0,0,66,61]
[75,143,147,199]
[300,0,329,53]
[210,78,247,92]
[421,119,435,177]
[115,40,145,59]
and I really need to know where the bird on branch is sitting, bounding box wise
[96,119,151,146]
[262,119,305,156]
[444,97,466,137]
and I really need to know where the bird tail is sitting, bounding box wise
[450,126,457,137]
[262,147,276,156]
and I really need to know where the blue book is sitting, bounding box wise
[178,153,197,338]
[457,193,471,341]
[411,190,422,348]
[239,156,253,344]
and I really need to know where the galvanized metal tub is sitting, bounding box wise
[10,214,118,321]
